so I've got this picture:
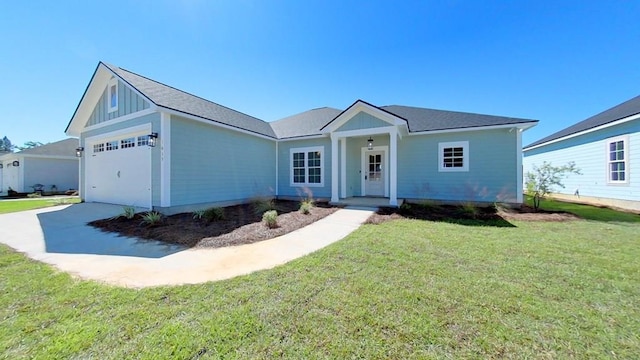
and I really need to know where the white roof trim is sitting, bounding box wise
[159,107,277,141]
[66,63,155,137]
[321,101,407,134]
[524,113,640,151]
[407,121,538,136]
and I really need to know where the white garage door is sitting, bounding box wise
[85,130,152,208]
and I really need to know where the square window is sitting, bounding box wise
[439,141,468,172]
[290,147,323,186]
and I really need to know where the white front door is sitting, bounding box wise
[364,151,385,196]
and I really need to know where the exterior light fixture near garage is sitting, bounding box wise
[0,163,3,169]
[12,161,19,166]
[75,147,84,157]
[148,133,158,147]
[367,137,374,150]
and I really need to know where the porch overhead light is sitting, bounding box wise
[75,147,84,157]
[12,160,19,167]
[148,133,158,147]
[367,137,374,150]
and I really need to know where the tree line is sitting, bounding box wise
[0,136,44,152]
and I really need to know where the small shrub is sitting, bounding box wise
[459,202,479,219]
[140,211,163,226]
[27,193,42,198]
[252,197,276,215]
[192,209,206,220]
[262,210,278,229]
[299,198,314,214]
[111,206,136,220]
[203,207,225,222]
[399,202,412,215]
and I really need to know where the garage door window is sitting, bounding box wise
[137,135,149,146]
[93,143,104,153]
[106,141,119,151]
[121,137,135,149]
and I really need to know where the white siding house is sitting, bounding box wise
[523,95,640,211]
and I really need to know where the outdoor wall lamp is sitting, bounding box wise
[148,133,158,147]
[75,147,84,157]
[367,137,374,150]
[0,163,3,169]
[12,161,19,166]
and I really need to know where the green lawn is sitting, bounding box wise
[0,197,80,214]
[527,195,640,222]
[1,202,639,358]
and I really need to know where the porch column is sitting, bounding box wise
[389,129,398,206]
[331,134,339,203]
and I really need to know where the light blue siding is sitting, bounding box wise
[170,116,276,206]
[523,119,639,202]
[277,138,332,199]
[336,112,390,132]
[85,80,150,127]
[80,112,161,205]
[398,129,519,203]
[23,158,79,193]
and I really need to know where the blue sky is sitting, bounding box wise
[1,1,638,148]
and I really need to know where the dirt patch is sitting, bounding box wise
[89,200,339,249]
[366,203,579,225]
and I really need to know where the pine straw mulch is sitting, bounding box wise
[365,203,579,226]
[89,200,338,249]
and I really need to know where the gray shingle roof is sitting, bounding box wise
[525,95,640,149]
[381,105,537,132]
[103,63,276,138]
[15,138,78,157]
[270,107,342,138]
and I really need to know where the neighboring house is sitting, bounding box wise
[64,62,538,213]
[523,95,640,211]
[0,139,79,195]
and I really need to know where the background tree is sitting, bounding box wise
[0,136,14,152]
[16,141,44,151]
[525,161,582,210]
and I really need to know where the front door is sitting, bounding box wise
[365,151,385,196]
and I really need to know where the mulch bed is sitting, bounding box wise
[89,200,338,249]
[365,203,579,225]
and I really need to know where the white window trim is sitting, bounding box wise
[606,135,629,185]
[107,78,118,113]
[290,146,324,187]
[438,141,469,172]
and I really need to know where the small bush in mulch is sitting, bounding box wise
[89,200,338,249]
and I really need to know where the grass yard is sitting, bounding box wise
[0,197,80,214]
[1,201,639,358]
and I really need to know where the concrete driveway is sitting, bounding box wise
[0,203,373,288]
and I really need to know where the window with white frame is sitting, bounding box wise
[108,78,118,113]
[137,135,149,147]
[438,141,469,172]
[106,140,119,151]
[608,136,628,183]
[93,143,105,153]
[290,146,324,186]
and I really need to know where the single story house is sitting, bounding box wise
[0,138,79,195]
[523,95,639,211]
[65,62,538,214]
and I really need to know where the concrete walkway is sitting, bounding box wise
[0,203,374,288]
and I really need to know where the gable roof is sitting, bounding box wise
[525,95,640,149]
[381,105,537,132]
[271,107,342,138]
[1,139,78,159]
[66,62,276,138]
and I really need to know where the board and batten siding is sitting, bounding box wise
[335,111,390,132]
[170,116,276,206]
[397,128,519,203]
[80,112,161,206]
[277,138,332,199]
[85,80,150,127]
[523,120,639,202]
